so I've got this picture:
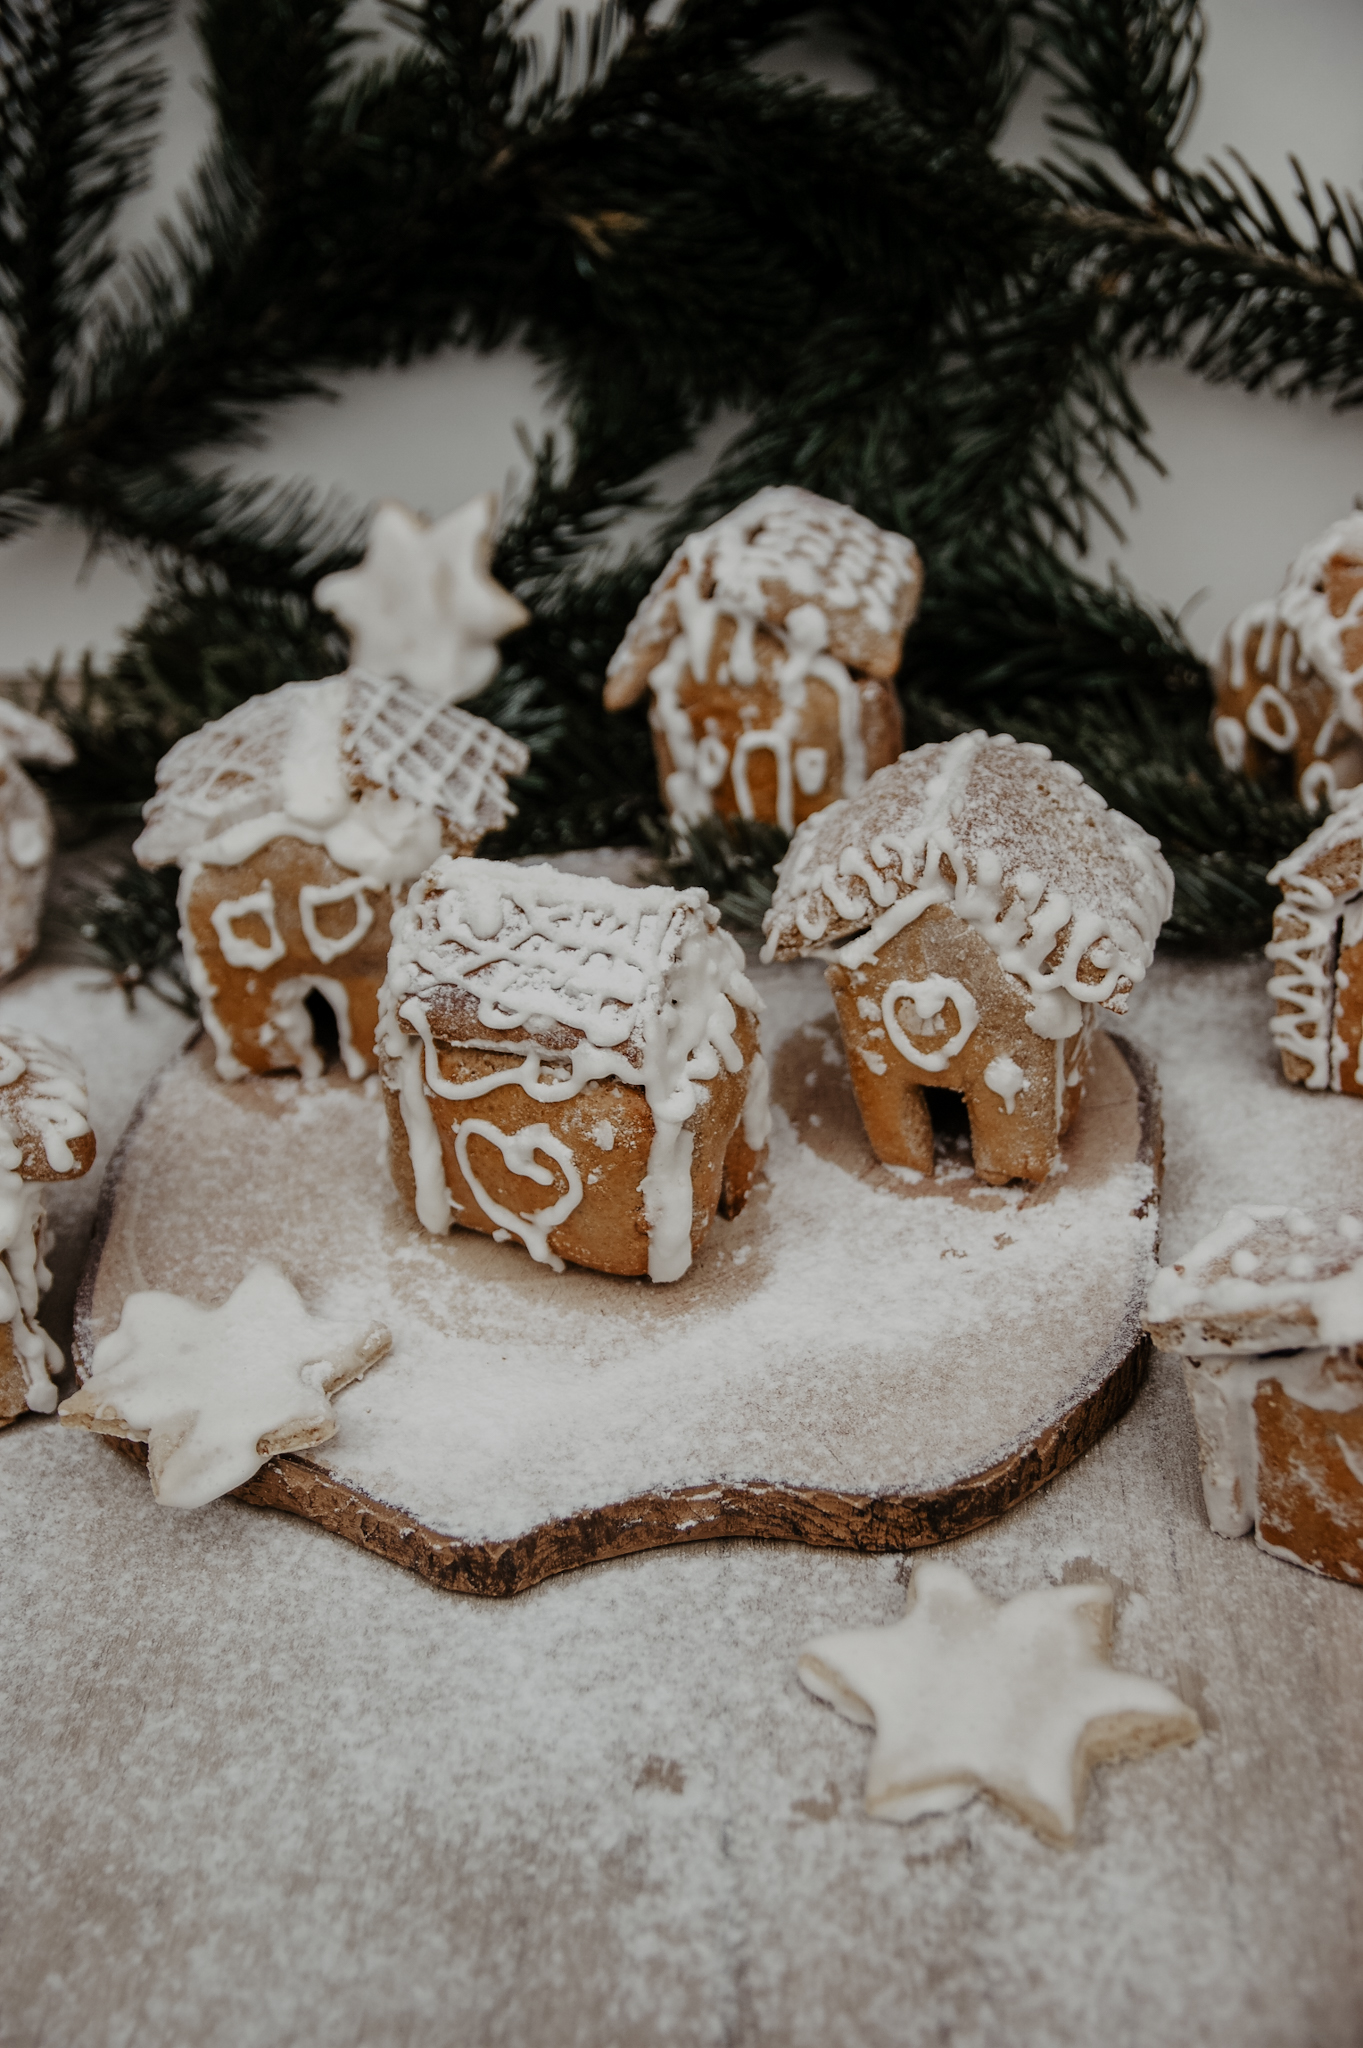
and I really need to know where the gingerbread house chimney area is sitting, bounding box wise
[762,732,1173,1186]
[133,671,529,1084]
[1212,511,1363,811]
[377,859,770,1281]
[1144,1206,1363,1583]
[0,1032,95,1428]
[1265,788,1363,1091]
[603,487,922,837]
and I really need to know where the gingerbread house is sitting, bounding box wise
[1212,512,1363,810]
[0,1031,95,1427]
[1144,1205,1363,1584]
[602,487,922,836]
[377,859,769,1280]
[761,731,1174,1185]
[0,699,76,978]
[134,671,529,1082]
[1264,787,1363,1090]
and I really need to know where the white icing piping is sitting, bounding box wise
[880,977,978,1072]
[1265,793,1363,1088]
[178,863,250,1083]
[454,1120,583,1273]
[299,878,375,964]
[0,1034,89,1171]
[1184,1347,1363,1541]
[0,1042,26,1088]
[983,1055,1028,1113]
[761,733,1171,1043]
[211,884,286,971]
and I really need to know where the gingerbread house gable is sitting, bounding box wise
[603,488,921,835]
[378,859,767,1280]
[1266,789,1363,1090]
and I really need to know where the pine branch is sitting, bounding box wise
[0,0,170,441]
[1032,0,1363,405]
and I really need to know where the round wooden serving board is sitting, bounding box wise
[73,958,1161,1596]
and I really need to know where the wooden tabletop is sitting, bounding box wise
[2,949,1361,2048]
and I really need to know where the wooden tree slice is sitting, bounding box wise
[73,960,1161,1597]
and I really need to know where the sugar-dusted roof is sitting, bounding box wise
[133,670,528,869]
[604,486,922,708]
[385,857,758,1061]
[1267,782,1363,908]
[762,731,1173,1017]
[1144,1204,1363,1355]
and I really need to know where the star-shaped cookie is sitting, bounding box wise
[313,493,529,702]
[798,1560,1199,1844]
[60,1263,390,1510]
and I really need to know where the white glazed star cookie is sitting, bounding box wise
[798,1559,1199,1844]
[60,1263,390,1509]
[314,494,528,702]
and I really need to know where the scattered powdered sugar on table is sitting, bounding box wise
[79,958,1155,1543]
[7,949,1363,2048]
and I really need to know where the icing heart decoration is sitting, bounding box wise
[454,1118,583,1272]
[881,975,979,1072]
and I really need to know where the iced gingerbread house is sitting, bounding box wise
[761,731,1174,1185]
[134,671,528,1082]
[0,1032,94,1427]
[1264,786,1363,1091]
[0,698,76,978]
[603,487,922,837]
[377,859,769,1280]
[1212,512,1363,811]
[1145,1206,1363,1584]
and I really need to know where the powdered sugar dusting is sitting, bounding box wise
[763,734,1173,1034]
[78,963,1155,1543]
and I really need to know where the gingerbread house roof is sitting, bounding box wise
[383,857,759,1067]
[1144,1205,1363,1356]
[133,670,529,869]
[1267,785,1363,911]
[1218,511,1363,730]
[761,731,1173,1016]
[603,486,922,710]
[0,1031,93,1179]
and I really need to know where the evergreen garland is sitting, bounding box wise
[1,0,1354,975]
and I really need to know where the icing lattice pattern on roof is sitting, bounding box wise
[386,858,749,1053]
[762,732,1173,1019]
[342,671,528,837]
[133,672,528,868]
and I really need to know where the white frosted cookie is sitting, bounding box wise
[60,1262,390,1508]
[799,1560,1198,1845]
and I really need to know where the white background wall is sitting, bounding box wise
[2,0,1361,674]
